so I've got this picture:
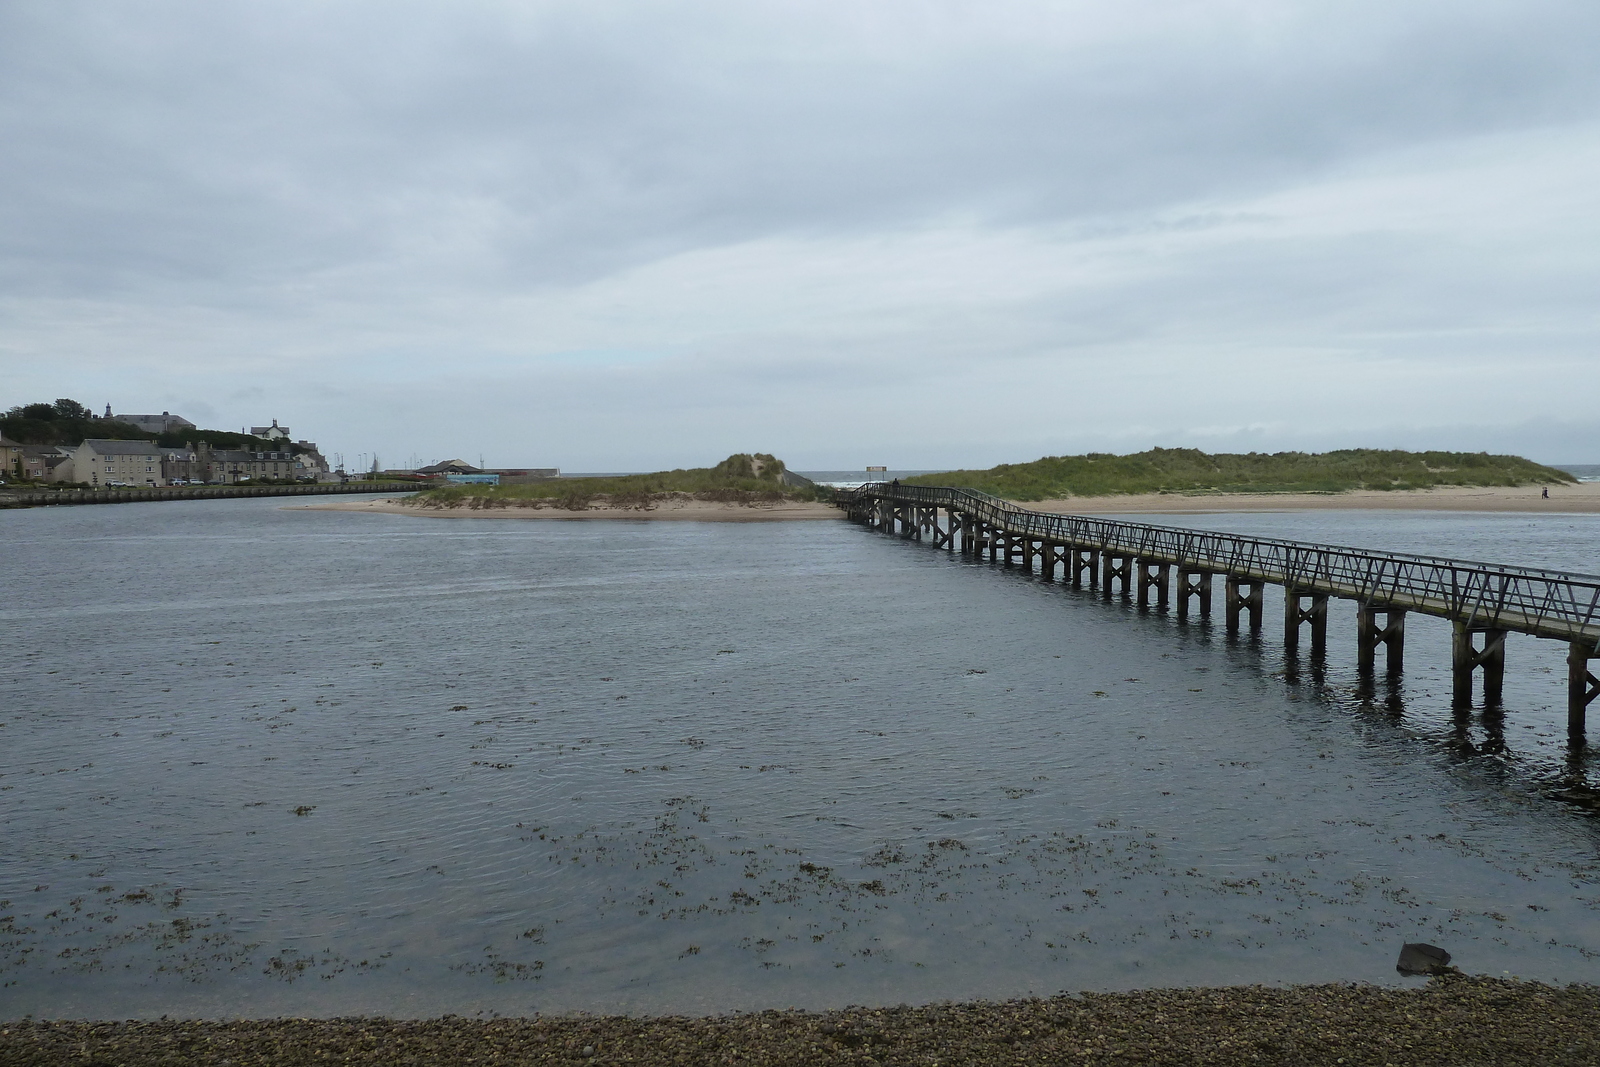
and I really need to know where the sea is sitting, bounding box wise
[3,495,1600,1019]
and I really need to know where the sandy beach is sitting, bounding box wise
[1027,481,1600,515]
[294,496,842,521]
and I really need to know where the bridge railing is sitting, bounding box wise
[841,483,1600,645]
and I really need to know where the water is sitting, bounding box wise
[3,497,1600,1020]
[1554,464,1600,483]
[798,470,948,488]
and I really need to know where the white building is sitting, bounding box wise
[249,419,291,442]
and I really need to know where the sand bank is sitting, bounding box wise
[295,482,1600,522]
[294,496,842,521]
[1024,481,1600,515]
[4,976,1595,1066]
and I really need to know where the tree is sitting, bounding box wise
[53,399,94,420]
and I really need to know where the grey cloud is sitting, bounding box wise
[4,0,1598,300]
[3,1,1599,467]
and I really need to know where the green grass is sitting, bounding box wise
[904,448,1575,501]
[406,453,817,509]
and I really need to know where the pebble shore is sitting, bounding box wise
[4,976,1597,1066]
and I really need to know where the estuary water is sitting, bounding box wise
[3,497,1600,1019]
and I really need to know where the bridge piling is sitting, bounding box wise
[1357,606,1406,675]
[1070,547,1099,589]
[1225,576,1263,635]
[1102,553,1134,599]
[1038,541,1057,582]
[1569,642,1600,736]
[1284,586,1329,657]
[1452,623,1507,709]
[1176,568,1213,620]
[1137,562,1171,610]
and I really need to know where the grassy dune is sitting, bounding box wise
[406,453,817,509]
[906,448,1575,502]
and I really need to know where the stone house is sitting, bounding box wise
[161,448,199,484]
[112,411,196,435]
[75,440,167,487]
[194,442,298,483]
[20,445,75,482]
[0,436,23,481]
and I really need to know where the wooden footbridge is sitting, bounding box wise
[840,483,1600,736]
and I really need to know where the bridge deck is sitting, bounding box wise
[844,484,1600,648]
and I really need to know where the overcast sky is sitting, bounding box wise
[2,1,1597,470]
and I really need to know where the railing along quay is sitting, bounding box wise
[839,483,1600,735]
[0,481,425,508]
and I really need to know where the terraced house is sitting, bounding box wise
[75,439,166,486]
[193,441,297,483]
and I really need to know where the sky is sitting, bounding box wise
[2,1,1598,472]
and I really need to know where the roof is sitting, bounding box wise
[417,458,482,474]
[79,439,162,456]
[0,436,23,448]
[208,449,290,462]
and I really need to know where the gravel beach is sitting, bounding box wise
[4,976,1597,1066]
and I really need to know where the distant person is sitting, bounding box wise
[1543,487,1550,499]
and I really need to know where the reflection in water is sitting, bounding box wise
[2,499,1600,1019]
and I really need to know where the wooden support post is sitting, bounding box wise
[1102,553,1133,599]
[1136,562,1170,609]
[1356,606,1406,674]
[1452,622,1507,709]
[1568,641,1600,737]
[1283,586,1329,657]
[1001,532,1015,567]
[1070,547,1099,589]
[1176,569,1212,620]
[1225,575,1262,635]
[1039,541,1055,582]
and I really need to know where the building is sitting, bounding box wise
[293,444,332,482]
[0,436,23,481]
[416,458,482,477]
[111,410,196,435]
[249,419,291,442]
[193,441,298,483]
[19,445,75,482]
[75,439,167,487]
[161,448,199,484]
